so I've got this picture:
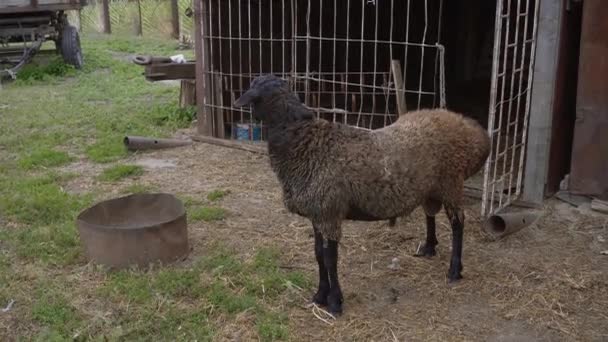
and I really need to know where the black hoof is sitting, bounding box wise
[312,290,328,306]
[413,243,437,258]
[388,218,397,227]
[327,293,343,316]
[447,264,463,283]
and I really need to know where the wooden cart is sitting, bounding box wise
[0,0,87,79]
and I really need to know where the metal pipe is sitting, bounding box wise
[483,209,541,240]
[123,136,192,151]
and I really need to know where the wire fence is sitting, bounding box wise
[68,0,194,41]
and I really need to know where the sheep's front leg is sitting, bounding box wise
[311,226,330,306]
[413,214,438,257]
[323,238,343,315]
[445,206,464,282]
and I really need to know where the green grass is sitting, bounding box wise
[207,189,230,202]
[18,148,73,170]
[31,288,82,339]
[0,34,303,341]
[257,311,290,342]
[96,246,308,339]
[189,206,226,222]
[0,175,92,225]
[121,183,157,194]
[99,164,144,182]
[85,138,128,163]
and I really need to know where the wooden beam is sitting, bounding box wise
[391,59,407,115]
[194,0,213,136]
[522,0,563,204]
[170,0,180,40]
[101,0,111,34]
[191,135,267,155]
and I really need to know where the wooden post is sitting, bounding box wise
[170,0,180,40]
[214,75,225,139]
[391,59,407,115]
[179,80,197,108]
[194,0,214,136]
[76,8,82,32]
[135,0,143,36]
[101,0,111,34]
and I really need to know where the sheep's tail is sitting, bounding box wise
[463,117,492,179]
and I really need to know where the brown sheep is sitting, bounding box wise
[234,74,491,315]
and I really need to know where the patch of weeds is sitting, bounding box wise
[207,189,230,202]
[15,57,76,84]
[256,311,289,341]
[156,308,214,341]
[197,248,244,276]
[18,148,73,170]
[207,282,257,314]
[189,206,226,222]
[31,289,81,338]
[99,164,144,182]
[112,304,214,341]
[101,270,153,304]
[121,183,157,194]
[14,223,82,265]
[246,248,311,298]
[180,195,202,208]
[85,138,128,163]
[0,175,92,225]
[148,103,196,129]
[154,268,202,298]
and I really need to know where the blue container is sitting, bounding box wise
[235,123,250,141]
[251,124,262,141]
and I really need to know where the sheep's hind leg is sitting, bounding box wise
[413,214,438,257]
[311,226,330,306]
[323,238,343,315]
[445,206,464,282]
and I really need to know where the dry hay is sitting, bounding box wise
[80,131,608,342]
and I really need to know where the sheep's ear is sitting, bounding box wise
[234,88,260,107]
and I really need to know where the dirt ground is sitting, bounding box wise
[66,128,608,342]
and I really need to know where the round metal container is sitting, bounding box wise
[76,193,189,269]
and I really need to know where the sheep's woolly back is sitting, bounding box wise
[264,106,490,240]
[377,109,491,180]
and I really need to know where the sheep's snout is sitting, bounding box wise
[234,88,260,107]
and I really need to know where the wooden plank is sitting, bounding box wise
[191,135,267,155]
[170,0,180,40]
[569,0,608,201]
[193,0,213,136]
[390,59,407,115]
[101,0,111,34]
[214,75,225,139]
[522,0,563,204]
[591,199,608,215]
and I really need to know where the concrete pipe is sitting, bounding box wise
[483,210,541,240]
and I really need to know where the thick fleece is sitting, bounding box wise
[234,74,491,314]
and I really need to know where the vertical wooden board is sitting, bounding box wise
[545,1,583,195]
[194,0,213,136]
[214,75,225,139]
[569,0,608,200]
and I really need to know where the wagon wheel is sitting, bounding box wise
[60,25,84,69]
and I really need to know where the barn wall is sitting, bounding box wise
[569,0,608,200]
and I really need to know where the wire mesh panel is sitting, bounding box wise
[198,0,446,141]
[481,0,540,216]
[292,0,446,130]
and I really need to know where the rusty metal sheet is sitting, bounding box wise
[569,0,608,200]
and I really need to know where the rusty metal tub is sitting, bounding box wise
[76,193,189,269]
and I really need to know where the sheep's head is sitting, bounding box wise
[234,74,313,125]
